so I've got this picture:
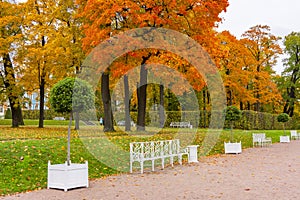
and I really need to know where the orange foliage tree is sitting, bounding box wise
[78,0,229,131]
[240,25,282,111]
[218,31,255,107]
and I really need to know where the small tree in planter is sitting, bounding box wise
[48,77,94,191]
[224,106,242,154]
[225,106,242,141]
[277,113,290,135]
[277,113,290,143]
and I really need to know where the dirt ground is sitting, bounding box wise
[2,140,300,200]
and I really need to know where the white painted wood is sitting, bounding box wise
[224,142,242,154]
[47,161,88,192]
[290,130,300,140]
[170,122,192,128]
[130,139,189,173]
[187,145,199,162]
[280,136,290,143]
[252,133,272,147]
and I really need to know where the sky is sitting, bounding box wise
[217,0,300,74]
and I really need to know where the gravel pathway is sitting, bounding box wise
[2,140,300,200]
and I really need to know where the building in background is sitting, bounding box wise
[23,92,48,110]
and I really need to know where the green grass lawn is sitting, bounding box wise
[0,119,73,126]
[0,122,289,196]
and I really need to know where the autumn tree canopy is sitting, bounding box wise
[17,0,84,127]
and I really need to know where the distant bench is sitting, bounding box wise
[53,117,65,120]
[170,121,192,128]
[130,139,189,173]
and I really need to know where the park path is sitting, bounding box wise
[2,140,300,200]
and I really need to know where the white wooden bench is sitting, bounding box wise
[170,122,192,128]
[252,133,272,147]
[53,117,65,120]
[290,130,300,140]
[129,139,189,174]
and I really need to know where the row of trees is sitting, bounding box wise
[1,0,300,129]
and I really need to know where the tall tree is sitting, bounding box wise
[241,25,282,111]
[218,31,254,108]
[281,32,300,117]
[19,0,83,127]
[0,0,24,127]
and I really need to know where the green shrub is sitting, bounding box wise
[4,108,12,119]
[277,113,290,123]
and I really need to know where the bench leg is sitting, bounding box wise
[170,156,174,167]
[161,158,164,169]
[140,161,144,174]
[178,154,182,165]
[152,159,155,171]
[130,161,133,173]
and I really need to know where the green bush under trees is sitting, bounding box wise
[21,109,300,130]
[4,108,12,119]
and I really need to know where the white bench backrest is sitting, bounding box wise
[170,122,190,126]
[290,130,298,137]
[130,139,180,161]
[252,133,266,142]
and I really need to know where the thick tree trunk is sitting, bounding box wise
[240,102,243,110]
[137,64,147,131]
[3,53,24,127]
[101,73,115,132]
[39,77,45,128]
[159,84,165,128]
[284,85,296,117]
[124,75,131,131]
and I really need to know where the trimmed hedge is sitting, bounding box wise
[22,109,300,130]
[22,110,68,120]
[129,110,299,130]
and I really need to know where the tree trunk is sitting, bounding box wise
[159,84,165,128]
[240,102,243,110]
[67,112,72,166]
[75,112,80,130]
[137,64,148,131]
[228,88,232,106]
[38,35,47,128]
[101,73,115,132]
[3,53,24,127]
[124,75,131,131]
[284,85,296,117]
[38,77,45,128]
[203,88,207,128]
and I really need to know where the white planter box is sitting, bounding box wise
[224,142,242,154]
[47,161,89,192]
[280,136,290,143]
[187,145,199,163]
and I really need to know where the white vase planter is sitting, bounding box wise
[280,136,290,143]
[224,142,242,154]
[47,161,89,192]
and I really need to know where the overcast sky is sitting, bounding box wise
[217,0,300,74]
